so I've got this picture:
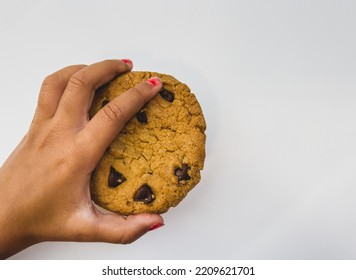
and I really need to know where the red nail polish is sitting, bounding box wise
[147,77,161,86]
[149,223,164,231]
[121,58,132,65]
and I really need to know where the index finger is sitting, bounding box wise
[76,77,162,164]
[54,59,133,126]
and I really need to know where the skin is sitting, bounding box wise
[0,59,164,259]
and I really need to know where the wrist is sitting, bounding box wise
[0,207,36,259]
[0,171,38,259]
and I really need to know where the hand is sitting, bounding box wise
[0,59,164,259]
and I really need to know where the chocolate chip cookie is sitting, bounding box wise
[89,71,206,215]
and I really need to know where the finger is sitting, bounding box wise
[55,59,133,125]
[77,77,162,162]
[87,212,164,244]
[33,65,86,123]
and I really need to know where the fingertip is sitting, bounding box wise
[147,76,162,87]
[130,213,164,225]
[149,223,165,231]
[145,215,165,232]
[127,213,164,232]
[121,58,133,70]
[121,213,164,243]
[143,77,162,100]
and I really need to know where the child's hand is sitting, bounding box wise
[0,59,164,259]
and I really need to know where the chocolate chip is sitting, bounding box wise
[101,99,110,107]
[159,88,174,102]
[108,166,126,187]
[175,164,191,181]
[136,110,147,123]
[134,184,155,204]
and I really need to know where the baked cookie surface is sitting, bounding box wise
[89,71,206,215]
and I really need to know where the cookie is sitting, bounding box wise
[89,71,206,215]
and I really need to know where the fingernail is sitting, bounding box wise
[149,223,164,231]
[121,58,132,65]
[147,77,161,87]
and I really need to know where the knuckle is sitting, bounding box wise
[41,74,57,89]
[101,102,125,122]
[131,85,145,99]
[67,71,90,90]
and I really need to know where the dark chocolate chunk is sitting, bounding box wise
[136,110,147,123]
[101,99,110,107]
[175,164,191,181]
[108,166,126,187]
[134,184,155,204]
[159,88,174,102]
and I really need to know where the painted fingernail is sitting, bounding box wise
[149,223,164,231]
[147,77,161,86]
[121,58,132,65]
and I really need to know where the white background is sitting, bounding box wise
[0,0,356,259]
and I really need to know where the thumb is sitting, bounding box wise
[85,210,164,244]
